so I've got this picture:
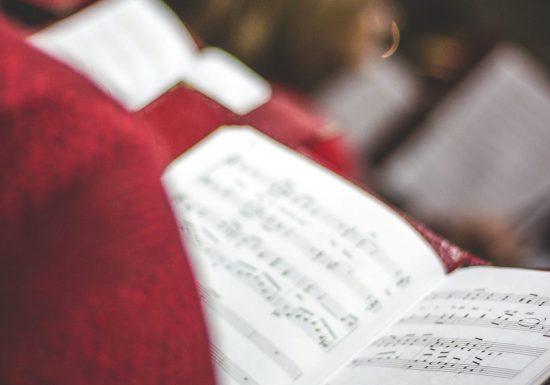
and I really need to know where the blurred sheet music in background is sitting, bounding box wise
[375,45,550,267]
[315,55,421,161]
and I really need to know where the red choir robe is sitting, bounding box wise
[0,19,216,385]
[138,82,359,180]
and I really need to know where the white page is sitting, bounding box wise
[185,48,272,115]
[315,55,421,153]
[30,0,198,110]
[29,0,272,114]
[163,127,445,385]
[328,267,550,385]
[377,45,550,226]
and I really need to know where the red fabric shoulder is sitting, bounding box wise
[0,20,215,385]
[140,81,359,179]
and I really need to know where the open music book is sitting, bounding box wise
[162,127,550,385]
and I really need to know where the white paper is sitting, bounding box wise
[328,267,550,385]
[185,48,272,115]
[163,126,445,385]
[315,55,421,152]
[30,0,198,110]
[377,45,550,228]
[30,0,272,113]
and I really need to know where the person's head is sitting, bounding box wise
[168,0,387,91]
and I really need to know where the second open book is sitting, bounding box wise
[162,127,550,385]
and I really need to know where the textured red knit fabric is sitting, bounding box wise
[405,220,486,271]
[0,20,215,385]
[139,83,358,179]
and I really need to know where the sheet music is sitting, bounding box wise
[327,267,550,385]
[315,55,421,153]
[186,48,271,115]
[377,45,550,229]
[30,0,198,110]
[163,127,445,385]
[30,0,271,113]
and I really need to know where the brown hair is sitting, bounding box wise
[167,0,376,91]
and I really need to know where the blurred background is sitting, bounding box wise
[318,0,550,269]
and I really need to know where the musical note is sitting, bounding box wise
[400,312,550,337]
[284,307,337,350]
[252,248,359,328]
[351,332,548,380]
[169,161,422,356]
[169,161,413,343]
[350,357,520,379]
[203,240,359,334]
[211,345,260,385]
[372,334,547,357]
[267,180,294,199]
[176,218,202,246]
[172,187,366,334]
[201,250,344,350]
[197,156,409,289]
[217,219,244,240]
[163,130,454,385]
[427,289,550,308]
[201,287,303,380]
[233,268,339,349]
[309,248,382,311]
